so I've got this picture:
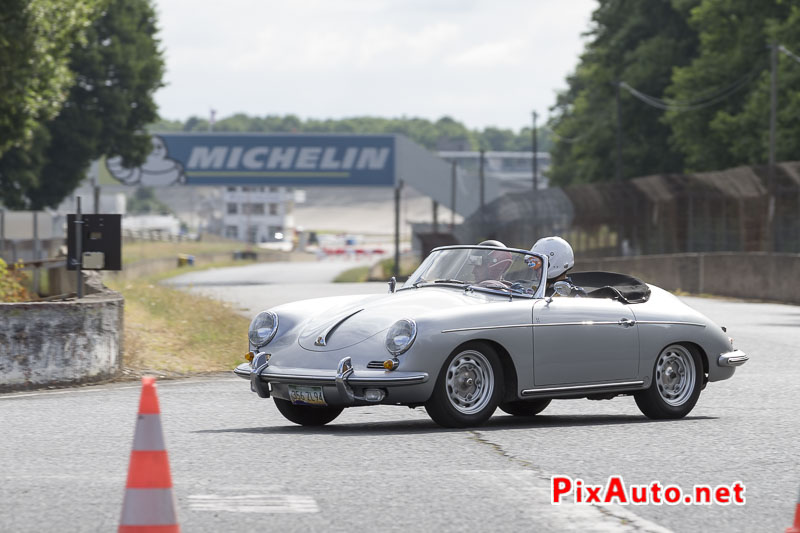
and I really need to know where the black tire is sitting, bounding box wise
[425,342,504,428]
[273,398,344,426]
[499,399,551,417]
[635,343,702,419]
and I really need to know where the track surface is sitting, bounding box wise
[2,260,798,532]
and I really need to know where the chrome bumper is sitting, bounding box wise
[234,356,429,405]
[718,349,749,367]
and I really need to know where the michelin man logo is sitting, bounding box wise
[106,136,185,186]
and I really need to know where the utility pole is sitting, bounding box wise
[532,111,539,240]
[33,211,40,294]
[75,197,83,298]
[615,81,623,183]
[450,161,457,232]
[479,149,486,210]
[766,41,778,252]
[479,149,486,235]
[532,111,538,191]
[394,180,403,279]
[615,81,624,255]
[432,199,438,233]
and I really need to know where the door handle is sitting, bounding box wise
[618,318,636,327]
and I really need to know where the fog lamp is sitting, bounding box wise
[364,389,386,402]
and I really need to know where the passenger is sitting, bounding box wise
[472,240,513,284]
[530,236,576,296]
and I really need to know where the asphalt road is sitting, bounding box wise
[2,260,798,532]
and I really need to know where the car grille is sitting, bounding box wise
[367,361,386,369]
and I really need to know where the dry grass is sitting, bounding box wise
[106,276,250,374]
[122,240,250,265]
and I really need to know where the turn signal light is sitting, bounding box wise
[383,358,399,371]
[245,351,254,362]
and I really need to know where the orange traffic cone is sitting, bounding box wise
[119,376,180,533]
[788,487,800,533]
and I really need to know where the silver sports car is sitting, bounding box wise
[234,244,747,428]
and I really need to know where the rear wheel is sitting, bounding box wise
[425,342,504,428]
[499,399,551,417]
[273,398,344,426]
[635,344,702,419]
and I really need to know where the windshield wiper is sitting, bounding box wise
[433,279,467,285]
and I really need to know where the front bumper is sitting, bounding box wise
[718,349,749,367]
[234,355,429,406]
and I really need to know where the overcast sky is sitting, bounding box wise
[153,0,596,131]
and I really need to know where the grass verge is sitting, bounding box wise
[332,266,370,283]
[106,265,251,375]
[334,257,420,283]
[122,240,249,265]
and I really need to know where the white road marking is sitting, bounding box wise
[187,494,319,514]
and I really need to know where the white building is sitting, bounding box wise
[221,186,300,243]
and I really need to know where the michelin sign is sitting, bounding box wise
[104,134,396,187]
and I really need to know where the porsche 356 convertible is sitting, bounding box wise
[234,244,747,427]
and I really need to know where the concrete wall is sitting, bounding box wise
[0,290,124,392]
[579,252,800,305]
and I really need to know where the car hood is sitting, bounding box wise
[297,287,487,352]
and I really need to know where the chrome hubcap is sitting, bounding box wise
[445,350,494,414]
[655,345,696,406]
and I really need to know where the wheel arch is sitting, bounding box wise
[448,338,519,403]
[679,341,709,387]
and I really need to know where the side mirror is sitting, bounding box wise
[553,281,572,297]
[388,277,397,293]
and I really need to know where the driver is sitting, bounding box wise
[472,240,513,284]
[530,236,576,296]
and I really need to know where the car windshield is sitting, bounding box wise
[403,247,545,296]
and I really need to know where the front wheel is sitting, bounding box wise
[499,399,551,417]
[425,342,504,428]
[273,398,344,426]
[635,344,702,419]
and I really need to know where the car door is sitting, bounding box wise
[532,297,639,386]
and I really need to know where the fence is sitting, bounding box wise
[456,161,800,257]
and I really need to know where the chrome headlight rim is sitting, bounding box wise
[249,311,279,348]
[385,318,417,356]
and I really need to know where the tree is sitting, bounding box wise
[127,186,172,215]
[0,0,97,158]
[547,0,699,186]
[664,1,800,170]
[152,113,569,153]
[0,0,165,209]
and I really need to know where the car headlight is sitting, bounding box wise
[249,311,278,348]
[385,319,417,355]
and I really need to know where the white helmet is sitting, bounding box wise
[531,236,574,279]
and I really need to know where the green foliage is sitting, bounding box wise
[332,266,370,283]
[549,0,800,183]
[126,186,173,215]
[0,258,31,302]
[0,0,98,158]
[0,0,165,209]
[665,1,800,171]
[548,0,698,185]
[151,113,550,153]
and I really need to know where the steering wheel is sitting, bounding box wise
[475,280,510,290]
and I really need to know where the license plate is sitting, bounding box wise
[288,385,327,406]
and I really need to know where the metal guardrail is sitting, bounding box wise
[8,257,67,271]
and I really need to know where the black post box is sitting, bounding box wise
[67,214,122,271]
